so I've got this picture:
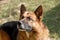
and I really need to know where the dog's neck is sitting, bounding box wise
[28,21,49,40]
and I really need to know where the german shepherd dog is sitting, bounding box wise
[0,4,50,40]
[17,4,50,40]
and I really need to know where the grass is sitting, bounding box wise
[0,0,60,40]
[43,4,60,40]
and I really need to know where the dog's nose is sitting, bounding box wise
[17,22,22,29]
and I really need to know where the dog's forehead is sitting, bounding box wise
[24,11,33,14]
[23,11,37,21]
[23,11,35,17]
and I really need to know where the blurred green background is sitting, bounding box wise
[0,0,60,40]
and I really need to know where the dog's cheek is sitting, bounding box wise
[28,21,33,27]
[32,22,40,29]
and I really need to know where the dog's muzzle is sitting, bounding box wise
[17,19,32,32]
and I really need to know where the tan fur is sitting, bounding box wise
[17,21,50,40]
[17,4,50,40]
[0,29,10,40]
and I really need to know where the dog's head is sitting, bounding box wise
[18,4,43,32]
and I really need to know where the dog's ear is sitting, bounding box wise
[34,5,43,20]
[20,4,26,20]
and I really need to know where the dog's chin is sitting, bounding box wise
[18,29,26,31]
[17,25,26,31]
[17,26,31,32]
[17,28,32,32]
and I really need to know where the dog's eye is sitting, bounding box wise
[27,13,29,15]
[27,17,31,20]
[22,16,24,19]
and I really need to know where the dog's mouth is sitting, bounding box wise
[17,19,32,32]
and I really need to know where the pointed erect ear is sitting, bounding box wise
[34,5,43,20]
[20,4,26,20]
[20,4,26,14]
